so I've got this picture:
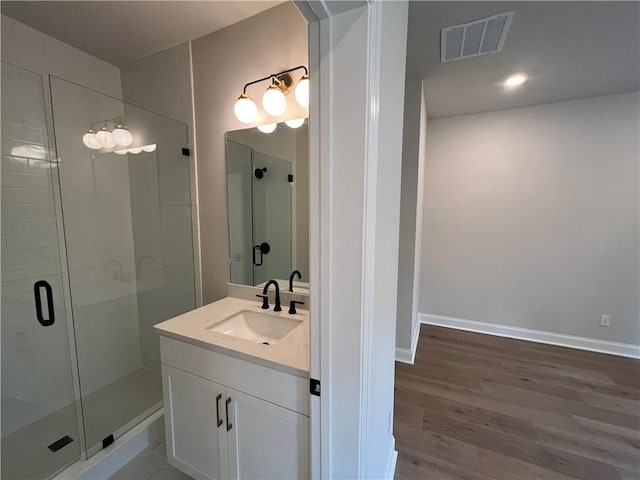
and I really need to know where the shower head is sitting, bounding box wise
[254,167,267,179]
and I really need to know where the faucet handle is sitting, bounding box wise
[256,294,269,310]
[288,300,305,315]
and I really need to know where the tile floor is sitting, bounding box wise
[109,439,191,480]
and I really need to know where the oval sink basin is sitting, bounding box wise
[207,309,302,344]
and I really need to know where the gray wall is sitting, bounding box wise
[191,3,308,303]
[395,80,422,352]
[420,92,640,345]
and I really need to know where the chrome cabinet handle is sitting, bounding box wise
[216,394,223,428]
[225,397,232,431]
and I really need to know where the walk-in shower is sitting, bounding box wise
[1,62,196,479]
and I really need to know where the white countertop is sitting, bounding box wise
[154,296,309,377]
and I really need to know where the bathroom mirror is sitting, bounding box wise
[225,120,309,293]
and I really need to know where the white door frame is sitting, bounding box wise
[294,2,406,478]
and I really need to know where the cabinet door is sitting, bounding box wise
[163,365,229,480]
[226,387,309,479]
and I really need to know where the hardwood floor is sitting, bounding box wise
[394,325,640,480]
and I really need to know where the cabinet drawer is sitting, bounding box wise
[160,336,309,416]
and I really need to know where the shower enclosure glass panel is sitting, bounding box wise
[1,63,81,479]
[251,151,292,286]
[226,140,292,286]
[49,77,196,455]
[226,140,253,285]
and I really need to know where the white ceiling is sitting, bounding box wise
[1,1,282,67]
[406,1,640,118]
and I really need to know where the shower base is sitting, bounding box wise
[1,367,162,480]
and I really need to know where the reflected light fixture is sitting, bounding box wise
[257,123,277,133]
[285,118,305,129]
[82,119,135,151]
[110,144,156,155]
[11,144,47,159]
[504,74,527,88]
[96,127,116,149]
[234,66,308,122]
[82,130,102,150]
[112,125,133,146]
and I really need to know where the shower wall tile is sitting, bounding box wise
[1,155,30,173]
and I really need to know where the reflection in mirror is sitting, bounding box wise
[226,121,309,293]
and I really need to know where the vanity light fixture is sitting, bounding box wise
[262,80,287,117]
[234,65,308,123]
[294,75,309,108]
[257,123,277,133]
[128,147,143,154]
[504,74,527,88]
[234,94,258,124]
[284,118,305,129]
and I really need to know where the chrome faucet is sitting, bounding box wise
[257,279,282,312]
[288,270,301,292]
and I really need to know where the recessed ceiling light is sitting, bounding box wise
[504,74,527,88]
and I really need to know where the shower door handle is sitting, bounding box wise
[252,242,271,267]
[33,280,55,327]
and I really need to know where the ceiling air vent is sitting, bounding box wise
[441,11,514,63]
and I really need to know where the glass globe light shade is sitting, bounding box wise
[128,147,142,154]
[112,125,133,146]
[285,118,305,129]
[142,144,157,152]
[114,149,128,155]
[82,130,102,150]
[295,75,309,108]
[257,123,277,133]
[96,128,116,149]
[262,85,287,117]
[234,94,258,124]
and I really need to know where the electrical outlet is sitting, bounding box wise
[600,314,611,327]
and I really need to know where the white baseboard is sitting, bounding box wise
[383,436,398,480]
[54,408,164,480]
[419,314,640,359]
[395,320,421,364]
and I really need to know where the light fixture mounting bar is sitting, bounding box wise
[89,117,124,130]
[242,65,308,94]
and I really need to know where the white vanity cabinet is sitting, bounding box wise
[160,336,309,480]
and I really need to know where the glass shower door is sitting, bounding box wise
[251,151,292,286]
[49,76,195,456]
[1,62,81,479]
